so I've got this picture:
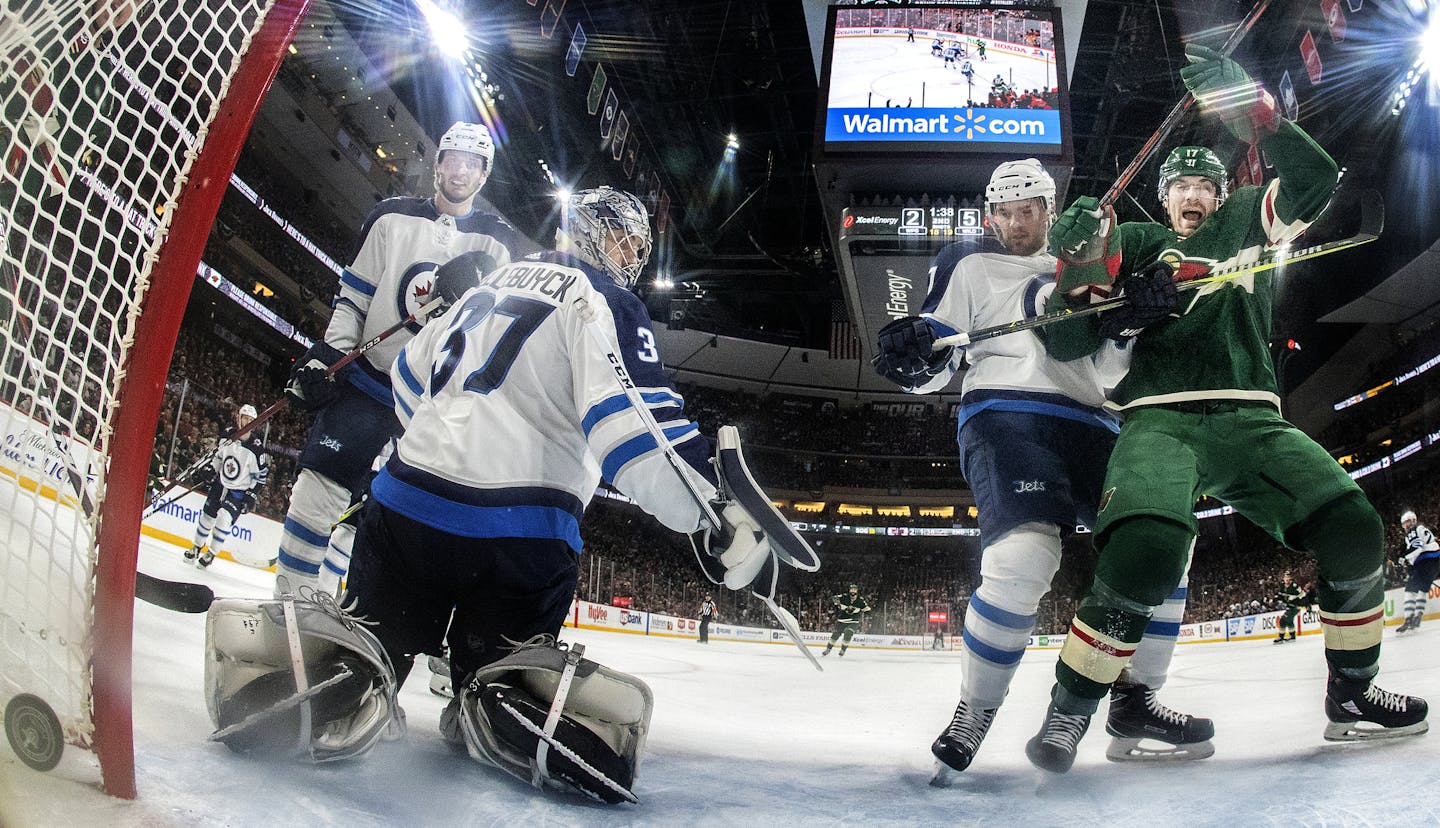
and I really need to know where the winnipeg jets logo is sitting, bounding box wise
[397,261,442,333]
[319,436,343,452]
[951,109,988,139]
[1013,480,1047,493]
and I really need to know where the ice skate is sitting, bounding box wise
[1025,698,1092,773]
[1323,676,1428,741]
[929,699,997,785]
[428,654,453,698]
[184,544,202,564]
[197,549,215,568]
[1105,681,1214,761]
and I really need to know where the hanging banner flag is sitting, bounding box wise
[1299,30,1323,85]
[613,111,630,161]
[566,23,587,77]
[587,64,607,115]
[600,88,618,138]
[1319,0,1346,42]
[1278,70,1298,120]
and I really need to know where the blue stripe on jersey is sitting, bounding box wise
[277,549,322,576]
[601,432,659,484]
[663,423,699,442]
[582,394,632,437]
[372,468,583,551]
[924,315,960,339]
[962,627,1026,666]
[340,269,377,297]
[395,393,414,420]
[1022,274,1046,318]
[384,460,585,516]
[395,352,425,396]
[284,517,331,548]
[640,390,683,409]
[1144,620,1182,637]
[956,390,1119,435]
[969,593,1035,631]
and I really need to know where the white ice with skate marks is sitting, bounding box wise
[828,34,1057,109]
[3,534,1439,827]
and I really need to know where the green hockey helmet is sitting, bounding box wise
[1157,146,1229,205]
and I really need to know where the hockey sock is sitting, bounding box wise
[1289,492,1385,682]
[193,510,217,548]
[319,522,356,598]
[1055,516,1192,711]
[1125,540,1194,689]
[961,523,1061,707]
[275,470,350,595]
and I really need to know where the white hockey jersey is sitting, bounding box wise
[380,251,716,551]
[327,197,525,404]
[212,425,269,493]
[912,237,1127,432]
[1405,523,1440,565]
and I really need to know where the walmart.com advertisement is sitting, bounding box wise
[824,107,1061,145]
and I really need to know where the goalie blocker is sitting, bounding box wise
[453,638,653,805]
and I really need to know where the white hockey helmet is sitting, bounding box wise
[985,159,1055,215]
[1402,510,1418,525]
[438,121,495,171]
[563,187,652,290]
[238,404,258,419]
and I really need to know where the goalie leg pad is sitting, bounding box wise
[456,640,653,804]
[715,426,819,571]
[205,596,404,762]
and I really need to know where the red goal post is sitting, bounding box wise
[0,0,309,798]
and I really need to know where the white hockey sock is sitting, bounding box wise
[193,511,216,548]
[960,523,1061,707]
[1416,595,1428,622]
[1125,542,1194,689]
[275,470,350,596]
[1404,592,1420,620]
[318,521,355,598]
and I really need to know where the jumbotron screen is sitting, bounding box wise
[817,4,1069,156]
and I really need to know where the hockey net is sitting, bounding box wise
[0,0,305,797]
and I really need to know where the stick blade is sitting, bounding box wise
[135,571,215,613]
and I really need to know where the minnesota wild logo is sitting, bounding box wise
[1157,249,1215,283]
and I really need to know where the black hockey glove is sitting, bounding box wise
[187,462,217,491]
[872,316,954,390]
[1097,260,1178,342]
[285,341,348,412]
[430,250,498,312]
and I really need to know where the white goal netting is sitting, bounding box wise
[0,0,283,785]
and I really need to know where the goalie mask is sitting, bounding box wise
[456,638,653,805]
[204,595,404,762]
[562,187,652,290]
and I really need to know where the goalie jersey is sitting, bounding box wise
[326,197,526,404]
[213,425,270,494]
[382,251,717,552]
[911,237,1127,433]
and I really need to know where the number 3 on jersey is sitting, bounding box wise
[429,290,556,395]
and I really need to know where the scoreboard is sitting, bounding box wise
[839,206,985,239]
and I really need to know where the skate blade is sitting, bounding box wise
[929,760,955,788]
[1105,736,1215,762]
[1323,719,1429,742]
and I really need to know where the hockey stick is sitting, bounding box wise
[140,294,446,520]
[931,195,1383,351]
[574,300,822,671]
[1099,0,1273,209]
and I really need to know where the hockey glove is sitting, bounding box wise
[285,342,348,412]
[1050,196,1121,299]
[872,316,954,391]
[187,462,218,491]
[430,250,497,311]
[1180,44,1280,145]
[689,501,773,592]
[1097,260,1178,342]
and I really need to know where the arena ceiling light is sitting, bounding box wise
[415,0,467,58]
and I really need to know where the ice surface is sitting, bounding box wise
[3,537,1437,827]
[828,35,1057,109]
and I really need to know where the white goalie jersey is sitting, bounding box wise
[381,251,716,551]
[911,237,1127,431]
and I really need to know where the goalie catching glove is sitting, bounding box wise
[204,594,404,762]
[454,638,653,805]
[690,426,820,600]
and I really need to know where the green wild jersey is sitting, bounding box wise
[1046,120,1338,412]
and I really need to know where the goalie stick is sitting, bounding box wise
[141,294,447,521]
[931,190,1383,351]
[574,299,823,671]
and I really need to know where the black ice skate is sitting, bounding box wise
[197,549,215,568]
[1324,676,1429,741]
[184,544,201,563]
[1105,681,1215,761]
[428,654,453,698]
[1025,699,1092,773]
[929,699,997,786]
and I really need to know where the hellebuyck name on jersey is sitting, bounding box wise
[380,251,716,553]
